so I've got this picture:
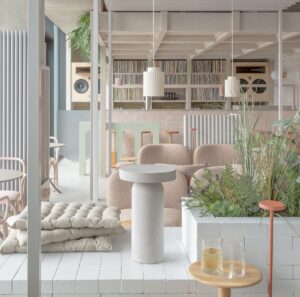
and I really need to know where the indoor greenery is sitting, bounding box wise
[68,12,91,59]
[184,102,300,217]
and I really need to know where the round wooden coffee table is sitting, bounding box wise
[189,261,262,297]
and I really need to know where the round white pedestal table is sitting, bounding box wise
[119,164,176,264]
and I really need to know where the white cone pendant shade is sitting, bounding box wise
[143,67,164,97]
[225,76,240,98]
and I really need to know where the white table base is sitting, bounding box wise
[132,182,164,264]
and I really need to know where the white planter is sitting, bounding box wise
[182,203,300,295]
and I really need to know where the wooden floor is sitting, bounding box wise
[0,228,206,297]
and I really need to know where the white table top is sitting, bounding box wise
[50,143,66,149]
[120,164,176,183]
[0,169,23,183]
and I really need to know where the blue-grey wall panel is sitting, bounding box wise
[57,110,90,161]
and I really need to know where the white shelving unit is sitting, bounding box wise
[191,59,226,110]
[112,59,227,110]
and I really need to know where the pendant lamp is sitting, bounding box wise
[224,0,240,98]
[143,0,164,97]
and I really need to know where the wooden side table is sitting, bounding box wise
[189,261,262,297]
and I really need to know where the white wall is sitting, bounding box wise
[0,0,27,30]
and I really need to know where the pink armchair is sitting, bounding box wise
[138,144,205,184]
[107,169,188,227]
[193,144,239,167]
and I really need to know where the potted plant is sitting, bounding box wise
[184,104,300,218]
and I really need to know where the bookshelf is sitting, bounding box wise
[191,59,226,109]
[112,59,227,110]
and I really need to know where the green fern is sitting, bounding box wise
[67,13,91,59]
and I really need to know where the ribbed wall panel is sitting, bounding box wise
[0,31,27,190]
[0,31,50,194]
[183,114,240,150]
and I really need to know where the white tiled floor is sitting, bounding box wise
[0,228,203,297]
[50,158,107,203]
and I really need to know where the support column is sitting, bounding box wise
[91,0,99,201]
[53,26,59,137]
[108,10,113,175]
[100,46,107,177]
[278,10,283,121]
[27,0,43,296]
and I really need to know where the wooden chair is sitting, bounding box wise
[0,157,27,239]
[49,136,61,188]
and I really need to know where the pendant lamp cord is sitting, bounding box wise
[153,0,155,66]
[231,0,234,76]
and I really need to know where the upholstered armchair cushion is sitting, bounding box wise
[138,144,193,166]
[106,169,188,226]
[190,164,243,188]
[107,169,188,210]
[193,144,239,167]
[120,208,181,227]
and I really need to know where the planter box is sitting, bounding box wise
[182,204,300,295]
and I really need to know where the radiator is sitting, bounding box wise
[0,31,50,190]
[183,113,240,150]
[0,31,27,190]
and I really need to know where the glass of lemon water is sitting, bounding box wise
[201,238,223,275]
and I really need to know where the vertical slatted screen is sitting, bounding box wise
[184,114,240,150]
[0,31,50,190]
[0,31,27,190]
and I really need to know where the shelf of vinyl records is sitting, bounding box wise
[112,59,227,110]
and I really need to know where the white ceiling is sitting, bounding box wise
[104,0,299,12]
[45,0,300,60]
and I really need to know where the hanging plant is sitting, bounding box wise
[67,12,91,59]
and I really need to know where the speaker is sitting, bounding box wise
[233,62,270,102]
[71,62,100,103]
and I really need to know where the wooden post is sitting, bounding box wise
[218,288,231,297]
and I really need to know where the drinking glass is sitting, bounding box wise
[201,238,222,275]
[222,243,245,279]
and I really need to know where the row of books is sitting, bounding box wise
[113,60,148,73]
[113,88,143,101]
[192,60,226,73]
[192,88,223,101]
[191,73,225,85]
[154,60,187,73]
